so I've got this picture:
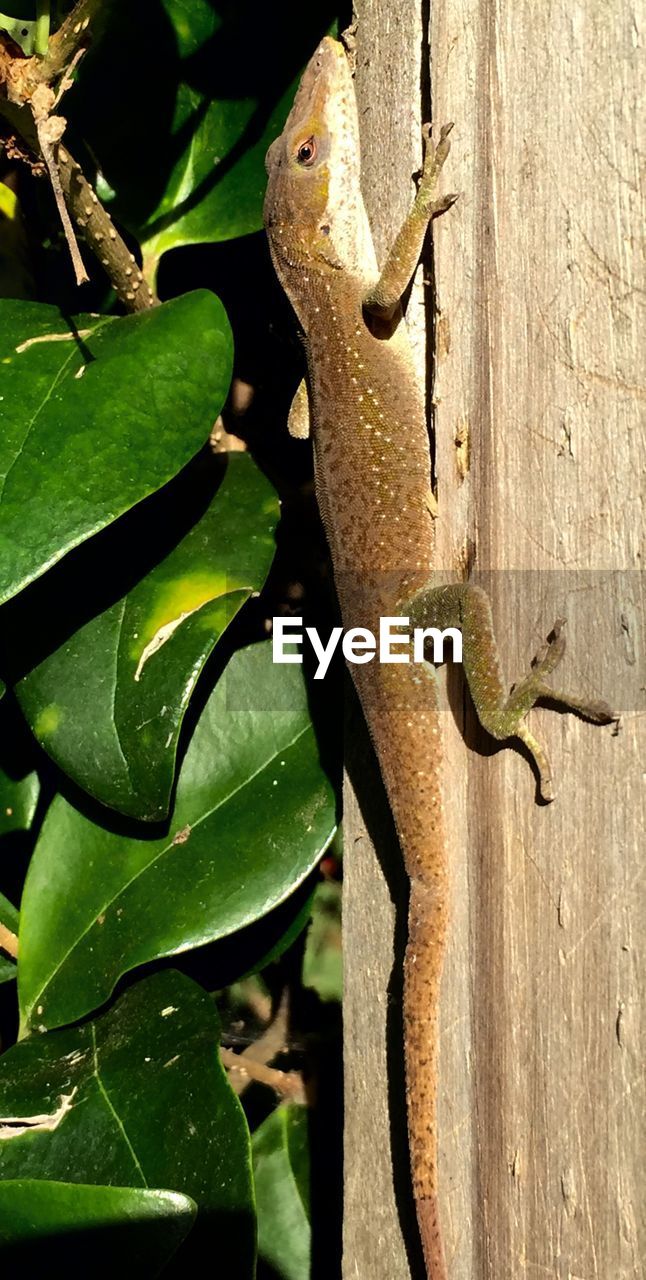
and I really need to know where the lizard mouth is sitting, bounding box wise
[264,34,370,282]
[286,36,353,138]
[265,38,350,180]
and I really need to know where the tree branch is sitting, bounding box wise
[57,144,156,309]
[0,18,158,310]
[36,0,106,85]
[220,1047,305,1103]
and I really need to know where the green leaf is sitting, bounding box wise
[207,874,318,996]
[0,767,39,839]
[253,1105,310,1280]
[0,700,39,983]
[0,293,232,605]
[67,0,338,269]
[0,14,36,55]
[0,1181,196,1274]
[0,889,18,985]
[16,454,278,820]
[18,644,337,1031]
[0,970,254,1275]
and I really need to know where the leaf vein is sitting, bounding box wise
[90,1023,148,1187]
[0,319,109,502]
[25,721,314,1021]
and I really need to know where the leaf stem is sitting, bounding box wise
[34,1,51,57]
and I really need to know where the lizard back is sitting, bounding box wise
[264,36,450,1280]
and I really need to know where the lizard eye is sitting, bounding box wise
[296,136,317,166]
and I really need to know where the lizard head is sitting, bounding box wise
[264,36,374,301]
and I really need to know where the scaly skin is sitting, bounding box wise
[264,36,614,1278]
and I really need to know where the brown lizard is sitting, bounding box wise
[264,36,614,1278]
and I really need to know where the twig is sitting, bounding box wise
[58,145,157,309]
[37,119,88,285]
[0,0,157,308]
[0,922,18,961]
[220,1047,305,1103]
[52,48,86,108]
[5,0,106,103]
[27,82,87,286]
[35,0,105,86]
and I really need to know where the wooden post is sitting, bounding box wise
[343,1,644,1277]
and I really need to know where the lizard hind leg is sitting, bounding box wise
[406,582,615,802]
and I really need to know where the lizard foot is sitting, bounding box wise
[530,617,567,677]
[407,582,615,801]
[505,619,616,798]
[518,620,616,725]
[417,122,460,217]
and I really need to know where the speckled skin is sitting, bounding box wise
[264,36,614,1280]
[265,38,451,1277]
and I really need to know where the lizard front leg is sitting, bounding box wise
[363,123,458,322]
[405,582,615,801]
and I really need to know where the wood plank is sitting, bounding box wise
[343,0,644,1276]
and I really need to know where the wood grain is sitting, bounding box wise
[343,0,644,1277]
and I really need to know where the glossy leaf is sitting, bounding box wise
[18,644,337,1031]
[0,970,254,1275]
[16,454,278,820]
[0,292,232,605]
[0,1181,196,1274]
[195,874,318,996]
[67,0,337,268]
[0,889,18,985]
[253,1105,310,1280]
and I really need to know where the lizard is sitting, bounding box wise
[263,35,614,1279]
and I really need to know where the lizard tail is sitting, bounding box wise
[417,1196,448,1280]
[352,659,450,1277]
[405,880,449,1280]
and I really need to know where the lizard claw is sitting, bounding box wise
[418,122,455,200]
[431,192,460,217]
[531,618,567,676]
[412,123,459,219]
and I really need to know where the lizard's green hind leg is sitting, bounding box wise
[406,583,615,801]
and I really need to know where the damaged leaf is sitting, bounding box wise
[0,970,254,1275]
[0,1088,76,1139]
[18,643,337,1031]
